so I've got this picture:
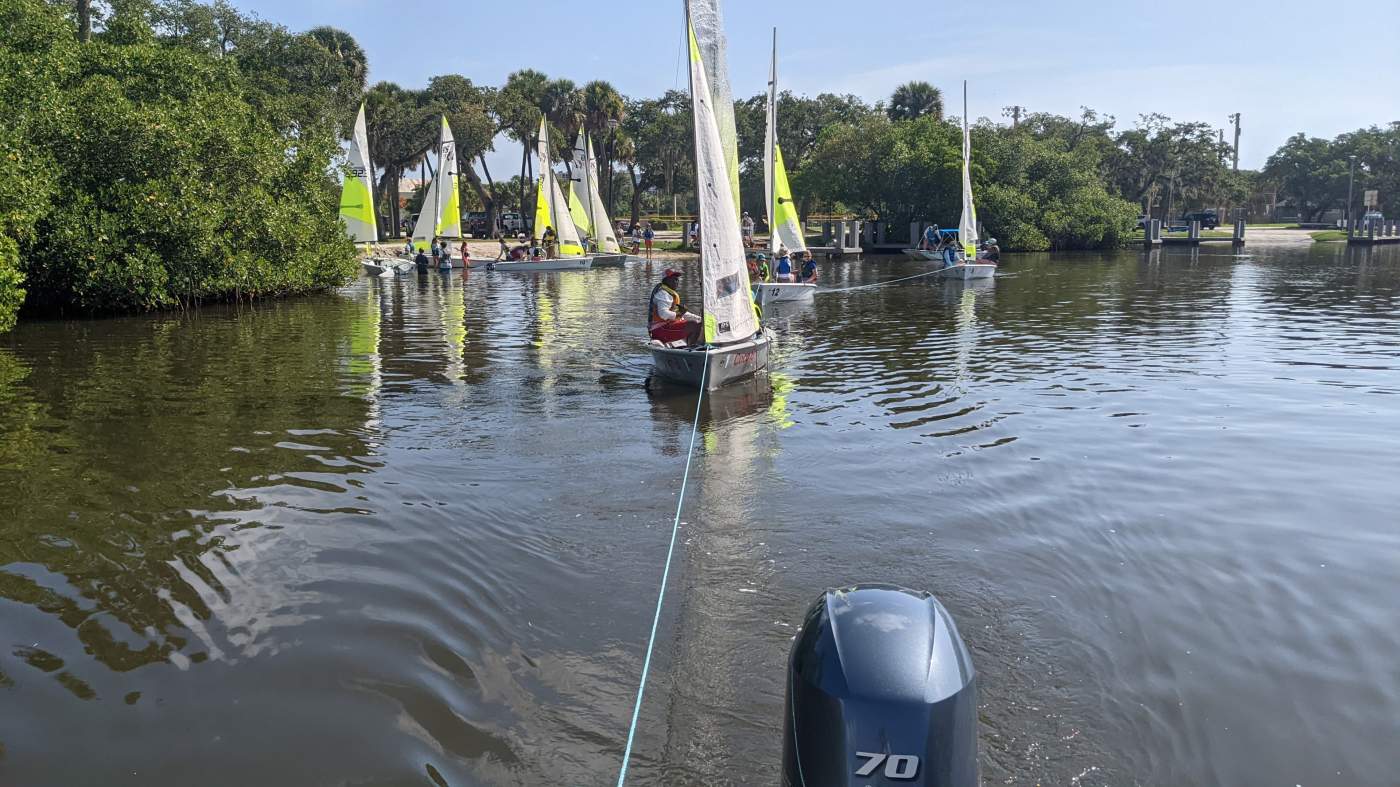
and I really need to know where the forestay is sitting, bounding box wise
[688,14,758,344]
[339,103,378,244]
[765,30,806,256]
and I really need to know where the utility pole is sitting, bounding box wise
[1002,105,1025,129]
[1347,155,1357,227]
[1228,113,1241,171]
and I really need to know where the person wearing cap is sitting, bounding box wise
[741,212,755,248]
[774,247,794,282]
[979,238,1001,263]
[756,253,770,282]
[648,268,702,345]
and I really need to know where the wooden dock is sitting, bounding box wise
[1347,219,1400,245]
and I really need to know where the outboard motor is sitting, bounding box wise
[783,584,978,786]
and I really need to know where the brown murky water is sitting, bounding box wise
[2,244,1399,786]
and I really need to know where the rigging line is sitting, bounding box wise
[818,268,950,294]
[616,350,710,786]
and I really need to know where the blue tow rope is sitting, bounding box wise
[616,355,710,785]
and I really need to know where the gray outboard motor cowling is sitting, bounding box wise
[782,584,978,786]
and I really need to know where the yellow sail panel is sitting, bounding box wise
[771,142,805,253]
[340,103,378,244]
[568,183,591,237]
[533,176,550,245]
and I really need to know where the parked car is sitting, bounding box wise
[1362,210,1384,222]
[1182,210,1220,229]
[1136,214,1149,230]
[499,211,526,235]
[463,211,491,238]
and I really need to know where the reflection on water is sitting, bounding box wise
[2,245,1400,785]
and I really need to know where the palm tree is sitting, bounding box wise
[497,69,551,215]
[887,81,943,122]
[581,80,626,215]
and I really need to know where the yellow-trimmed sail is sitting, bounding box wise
[533,176,551,246]
[339,103,378,244]
[568,184,592,238]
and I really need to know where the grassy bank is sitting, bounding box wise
[1310,231,1348,242]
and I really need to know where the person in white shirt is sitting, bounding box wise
[647,268,702,345]
[741,212,755,248]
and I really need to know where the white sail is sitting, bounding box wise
[411,116,461,247]
[688,8,758,344]
[690,0,741,222]
[572,132,621,253]
[340,103,378,244]
[765,29,805,256]
[535,118,585,256]
[958,81,978,259]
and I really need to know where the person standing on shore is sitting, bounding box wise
[643,222,655,260]
[741,212,755,248]
[629,223,642,255]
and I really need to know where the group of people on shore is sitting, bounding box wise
[402,237,468,271]
[626,222,657,260]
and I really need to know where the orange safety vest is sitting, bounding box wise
[648,283,682,329]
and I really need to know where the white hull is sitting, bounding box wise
[752,282,817,304]
[937,262,997,280]
[492,257,594,273]
[648,332,771,391]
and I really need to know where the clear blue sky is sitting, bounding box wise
[242,0,1399,174]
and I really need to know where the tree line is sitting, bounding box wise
[2,0,1395,332]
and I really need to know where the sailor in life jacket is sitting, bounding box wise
[648,268,703,345]
[774,247,794,282]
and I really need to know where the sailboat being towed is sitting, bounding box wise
[648,0,770,391]
[753,28,816,306]
[938,82,996,281]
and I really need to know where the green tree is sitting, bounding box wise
[0,0,357,324]
[1263,133,1348,222]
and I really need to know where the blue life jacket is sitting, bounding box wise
[776,257,792,276]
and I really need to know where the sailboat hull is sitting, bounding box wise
[588,253,629,268]
[492,257,594,273]
[938,262,997,280]
[752,282,817,304]
[648,332,771,391]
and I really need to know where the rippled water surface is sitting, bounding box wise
[3,244,1399,786]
